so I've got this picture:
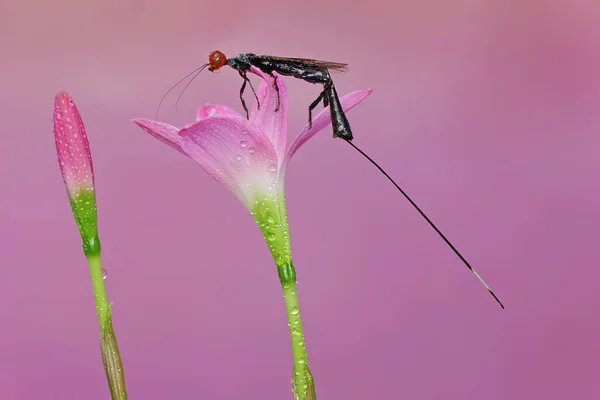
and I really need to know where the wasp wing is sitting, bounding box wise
[257,55,349,73]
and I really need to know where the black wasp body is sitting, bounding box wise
[220,52,354,140]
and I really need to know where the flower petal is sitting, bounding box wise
[285,89,373,161]
[196,104,240,121]
[178,114,280,207]
[53,91,95,196]
[132,118,185,154]
[248,67,288,166]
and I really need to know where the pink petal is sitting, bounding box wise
[285,89,373,161]
[131,118,185,155]
[196,104,240,121]
[53,91,95,196]
[178,114,280,207]
[247,67,288,167]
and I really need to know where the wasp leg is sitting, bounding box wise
[273,75,281,112]
[307,80,334,128]
[262,71,282,112]
[238,70,251,119]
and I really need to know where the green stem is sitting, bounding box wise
[100,306,129,400]
[87,254,109,330]
[86,254,128,399]
[279,263,315,400]
[250,191,316,399]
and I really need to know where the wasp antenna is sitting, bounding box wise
[174,64,208,113]
[343,139,504,309]
[155,63,209,119]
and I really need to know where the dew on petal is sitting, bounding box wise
[268,164,276,172]
[248,147,255,154]
[240,140,248,148]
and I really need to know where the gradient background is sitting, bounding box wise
[1,0,599,399]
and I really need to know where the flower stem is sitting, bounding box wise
[251,192,316,398]
[86,254,128,399]
[87,254,110,330]
[100,305,128,400]
[279,263,315,400]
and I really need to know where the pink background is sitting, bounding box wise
[1,0,599,399]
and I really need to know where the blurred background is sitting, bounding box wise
[1,0,599,399]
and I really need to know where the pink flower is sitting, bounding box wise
[133,67,370,267]
[133,66,370,212]
[133,67,370,266]
[53,91,100,256]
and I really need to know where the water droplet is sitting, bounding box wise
[248,147,255,154]
[240,140,248,148]
[102,268,107,280]
[291,307,299,315]
[236,154,242,161]
[268,164,276,172]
